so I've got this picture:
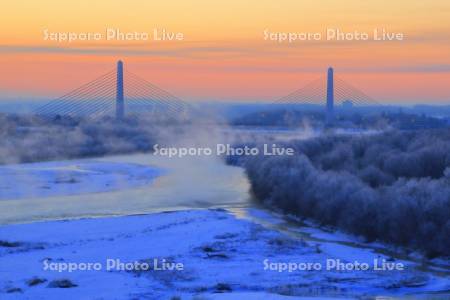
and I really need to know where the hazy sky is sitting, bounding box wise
[0,0,449,104]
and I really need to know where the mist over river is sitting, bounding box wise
[0,153,250,224]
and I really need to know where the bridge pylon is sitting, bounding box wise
[326,67,334,125]
[116,60,124,119]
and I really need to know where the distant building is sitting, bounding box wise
[342,100,354,109]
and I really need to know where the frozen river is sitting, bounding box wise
[0,152,449,299]
[0,153,250,224]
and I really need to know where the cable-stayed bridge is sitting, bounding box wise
[36,62,380,124]
[36,61,192,121]
[274,67,380,124]
[275,72,378,107]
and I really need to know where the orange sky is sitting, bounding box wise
[0,0,449,104]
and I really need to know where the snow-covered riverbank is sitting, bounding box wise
[1,209,449,300]
[0,160,163,200]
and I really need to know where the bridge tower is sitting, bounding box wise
[326,67,334,125]
[116,60,124,119]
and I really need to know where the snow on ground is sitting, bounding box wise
[0,209,449,300]
[0,160,163,200]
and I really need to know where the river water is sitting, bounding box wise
[0,153,250,224]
